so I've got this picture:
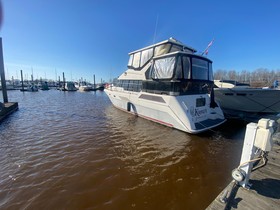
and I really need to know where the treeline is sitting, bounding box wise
[214,68,280,87]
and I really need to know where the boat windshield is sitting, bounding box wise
[150,54,213,81]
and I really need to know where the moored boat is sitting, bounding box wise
[76,81,93,91]
[105,38,226,134]
[26,83,39,92]
[40,81,50,90]
[214,80,280,116]
[61,82,77,91]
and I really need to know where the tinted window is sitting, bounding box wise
[192,58,208,80]
[209,62,213,81]
[174,56,182,79]
[182,56,191,79]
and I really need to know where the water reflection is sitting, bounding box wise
[105,106,192,188]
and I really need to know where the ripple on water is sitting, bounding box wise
[0,90,245,210]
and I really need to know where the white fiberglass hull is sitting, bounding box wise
[105,88,225,134]
[214,88,280,114]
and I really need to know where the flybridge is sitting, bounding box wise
[127,38,197,71]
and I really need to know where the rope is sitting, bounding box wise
[237,157,262,169]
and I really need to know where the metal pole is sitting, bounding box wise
[20,70,24,91]
[63,72,65,89]
[0,37,8,103]
[93,74,96,89]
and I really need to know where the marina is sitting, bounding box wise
[0,90,278,209]
[1,1,280,209]
[0,37,279,209]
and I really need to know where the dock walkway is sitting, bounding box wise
[206,141,280,210]
[0,102,18,122]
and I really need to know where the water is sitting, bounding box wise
[0,90,246,209]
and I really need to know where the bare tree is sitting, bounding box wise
[214,68,280,87]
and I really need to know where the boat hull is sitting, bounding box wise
[105,88,225,134]
[214,88,280,114]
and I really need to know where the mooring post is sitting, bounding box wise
[20,70,24,91]
[63,72,65,90]
[0,37,8,103]
[93,74,96,89]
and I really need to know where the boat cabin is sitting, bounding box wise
[143,52,214,95]
[116,38,214,96]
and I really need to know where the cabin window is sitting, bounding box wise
[116,80,142,92]
[182,56,191,79]
[170,45,182,53]
[140,48,153,67]
[152,56,175,79]
[128,55,133,66]
[196,98,206,107]
[209,62,213,81]
[132,52,141,68]
[122,80,130,90]
[154,44,171,56]
[192,58,208,80]
[174,56,182,79]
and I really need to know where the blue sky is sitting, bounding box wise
[0,0,279,83]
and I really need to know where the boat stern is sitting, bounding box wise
[171,95,226,133]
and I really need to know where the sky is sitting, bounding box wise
[0,0,280,83]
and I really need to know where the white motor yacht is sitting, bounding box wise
[214,80,280,115]
[105,38,226,134]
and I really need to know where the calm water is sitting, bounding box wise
[0,90,246,210]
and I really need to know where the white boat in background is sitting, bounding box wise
[66,82,78,91]
[214,80,280,116]
[26,83,39,92]
[61,82,77,91]
[214,80,250,89]
[79,85,92,91]
[105,38,225,134]
[0,81,17,90]
[76,81,92,91]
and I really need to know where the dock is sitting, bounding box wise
[206,138,280,210]
[0,37,18,121]
[0,102,18,122]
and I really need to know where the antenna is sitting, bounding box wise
[153,14,159,44]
